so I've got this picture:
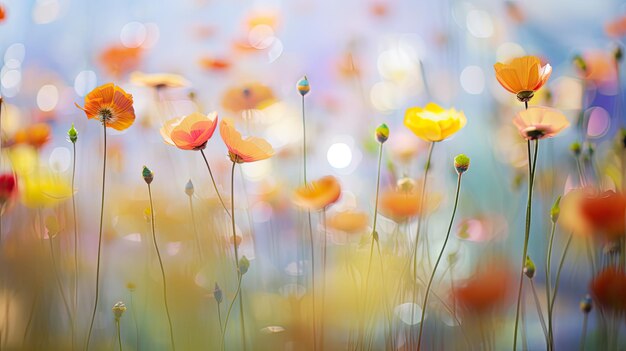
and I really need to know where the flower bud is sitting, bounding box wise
[296,76,310,96]
[375,123,389,143]
[620,128,626,149]
[142,166,154,185]
[67,123,78,144]
[572,54,587,74]
[185,179,194,196]
[614,44,623,63]
[569,142,581,155]
[580,294,592,314]
[523,255,536,279]
[550,196,561,223]
[239,256,250,275]
[214,282,223,304]
[454,154,470,175]
[585,142,595,156]
[112,301,127,321]
[396,177,415,192]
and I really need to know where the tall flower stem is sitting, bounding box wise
[221,274,242,351]
[116,320,122,351]
[579,312,589,351]
[129,291,139,351]
[70,140,79,345]
[216,300,223,333]
[48,235,75,350]
[85,122,107,350]
[545,222,557,350]
[188,196,203,262]
[512,138,539,350]
[200,149,230,217]
[416,172,463,351]
[550,233,573,312]
[529,278,549,346]
[320,208,328,349]
[148,183,176,351]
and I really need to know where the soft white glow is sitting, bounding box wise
[248,24,275,49]
[460,65,485,95]
[327,143,352,169]
[121,22,147,48]
[74,70,98,97]
[2,69,21,89]
[36,84,59,112]
[466,10,493,38]
[241,159,272,181]
[49,147,71,172]
[496,42,526,63]
[33,0,60,24]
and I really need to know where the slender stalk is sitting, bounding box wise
[70,140,79,348]
[200,149,230,216]
[221,274,242,351]
[85,122,107,350]
[148,184,176,351]
[116,320,122,351]
[529,278,549,347]
[129,291,139,351]
[513,138,539,350]
[320,209,328,349]
[216,301,223,333]
[417,173,462,351]
[579,313,588,351]
[550,233,573,311]
[301,95,307,184]
[545,221,557,350]
[188,196,203,262]
[48,235,75,349]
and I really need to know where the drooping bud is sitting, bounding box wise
[523,255,536,279]
[454,154,470,175]
[142,166,154,185]
[67,123,78,144]
[569,142,581,156]
[214,282,223,304]
[550,196,561,223]
[112,301,127,321]
[375,123,389,144]
[239,256,250,275]
[580,294,592,313]
[296,76,310,96]
[185,179,194,196]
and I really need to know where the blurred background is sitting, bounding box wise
[0,0,625,350]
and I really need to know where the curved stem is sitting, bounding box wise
[71,141,79,349]
[545,222,556,350]
[550,233,573,311]
[417,173,462,351]
[148,184,176,351]
[200,149,231,217]
[220,274,242,351]
[116,320,122,351]
[513,139,539,350]
[216,301,223,334]
[529,278,549,347]
[48,235,75,349]
[85,122,107,350]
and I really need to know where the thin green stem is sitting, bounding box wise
[550,233,573,311]
[217,301,223,334]
[200,149,231,217]
[188,196,203,262]
[529,278,549,348]
[228,162,246,351]
[301,95,307,184]
[320,209,327,350]
[85,122,107,350]
[71,141,79,349]
[513,138,539,351]
[221,274,242,351]
[49,235,75,350]
[116,320,122,351]
[579,313,588,351]
[417,173,462,351]
[545,221,557,350]
[148,184,176,351]
[130,291,139,351]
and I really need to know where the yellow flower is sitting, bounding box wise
[404,103,466,142]
[130,71,189,89]
[20,169,72,208]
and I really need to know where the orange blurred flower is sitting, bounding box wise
[379,179,441,222]
[245,10,280,30]
[130,71,189,89]
[605,14,626,38]
[494,56,552,102]
[160,112,218,150]
[0,4,6,23]
[198,56,231,71]
[98,45,143,78]
[75,83,135,131]
[575,51,617,85]
[293,176,341,211]
[219,119,274,163]
[580,190,626,242]
[512,106,569,140]
[326,209,369,234]
[13,123,51,149]
[221,83,275,114]
[590,267,626,314]
[404,103,466,142]
[453,263,514,317]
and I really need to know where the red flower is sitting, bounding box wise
[453,263,514,317]
[0,173,17,205]
[580,190,626,242]
[590,267,626,314]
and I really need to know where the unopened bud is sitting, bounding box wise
[375,124,389,143]
[214,282,223,304]
[112,301,127,321]
[573,54,587,74]
[523,255,536,279]
[569,142,581,156]
[185,179,194,196]
[67,123,78,143]
[454,154,470,175]
[580,294,592,313]
[239,256,250,275]
[550,196,561,223]
[614,44,623,63]
[296,76,310,96]
[142,166,154,185]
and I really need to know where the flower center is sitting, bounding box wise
[98,108,114,124]
[228,151,243,163]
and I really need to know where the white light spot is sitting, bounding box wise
[33,0,60,24]
[394,303,427,325]
[4,43,26,64]
[49,147,71,172]
[267,39,283,63]
[370,81,403,113]
[121,22,147,48]
[241,159,272,181]
[466,10,493,38]
[36,84,59,112]
[74,70,97,97]
[142,23,160,48]
[327,143,352,169]
[123,233,142,242]
[166,242,182,256]
[248,24,275,49]
[1,69,21,89]
[587,107,611,139]
[496,42,526,63]
[460,65,485,95]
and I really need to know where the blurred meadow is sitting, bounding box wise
[0,0,626,350]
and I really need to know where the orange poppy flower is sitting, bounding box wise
[0,4,6,23]
[219,119,274,163]
[326,209,369,234]
[379,179,442,222]
[580,190,626,242]
[512,106,569,140]
[452,262,514,317]
[13,123,51,149]
[590,267,626,314]
[293,176,342,211]
[494,56,552,102]
[605,15,626,38]
[160,112,218,150]
[98,45,143,78]
[221,83,276,114]
[130,71,189,89]
[198,56,231,71]
[75,83,135,131]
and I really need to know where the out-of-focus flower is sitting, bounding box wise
[388,131,422,164]
[0,4,6,23]
[221,83,275,114]
[452,263,514,317]
[245,10,280,30]
[580,190,626,242]
[112,301,127,321]
[605,14,626,38]
[13,123,51,149]
[20,170,72,208]
[220,119,274,163]
[130,72,189,89]
[75,83,135,131]
[504,1,525,24]
[590,267,626,314]
[559,188,593,237]
[379,179,442,222]
[512,106,569,140]
[575,52,617,86]
[337,52,361,78]
[326,209,369,234]
[293,176,341,211]
[494,56,552,102]
[198,56,231,71]
[0,173,17,206]
[296,76,310,96]
[456,214,508,242]
[98,45,143,78]
[160,112,218,150]
[404,103,466,142]
[45,215,60,238]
